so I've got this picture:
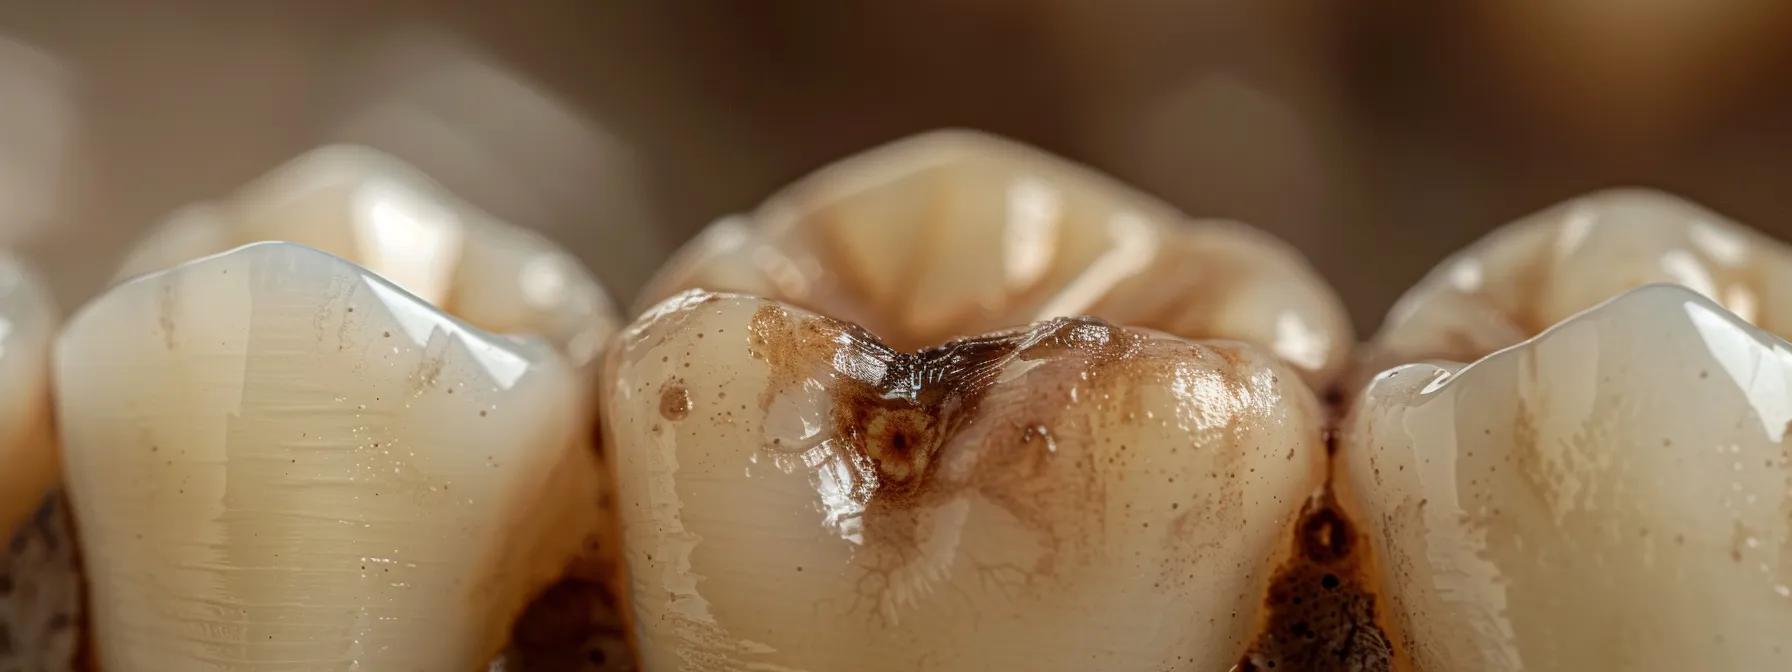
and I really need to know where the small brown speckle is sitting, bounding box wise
[659,383,691,421]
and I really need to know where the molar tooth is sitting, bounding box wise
[1343,285,1792,671]
[1364,188,1792,376]
[603,290,1328,671]
[58,243,602,670]
[638,130,1352,388]
[0,253,73,672]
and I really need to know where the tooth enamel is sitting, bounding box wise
[57,243,603,670]
[116,145,618,369]
[603,290,1327,671]
[0,253,73,671]
[637,130,1352,388]
[1343,285,1792,671]
[1364,188,1792,374]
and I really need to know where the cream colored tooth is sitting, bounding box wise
[603,290,1328,671]
[116,144,618,369]
[108,146,629,669]
[1363,188,1792,376]
[0,252,76,672]
[637,130,1353,389]
[1342,285,1792,671]
[58,243,602,670]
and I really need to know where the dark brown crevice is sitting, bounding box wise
[493,577,635,672]
[494,410,639,671]
[0,490,85,672]
[1236,419,1396,672]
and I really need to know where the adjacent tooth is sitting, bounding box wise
[57,243,603,670]
[1342,285,1792,670]
[0,253,74,672]
[100,145,632,668]
[116,144,618,369]
[0,253,57,536]
[637,130,1352,388]
[603,290,1328,671]
[1363,188,1792,376]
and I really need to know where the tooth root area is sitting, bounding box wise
[1375,189,1792,370]
[58,243,595,671]
[0,491,81,672]
[639,131,1351,387]
[1346,285,1792,671]
[607,291,1328,672]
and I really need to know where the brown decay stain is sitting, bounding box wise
[492,577,635,672]
[1237,439,1396,672]
[495,397,638,671]
[0,490,88,672]
[746,302,1156,609]
[658,382,691,421]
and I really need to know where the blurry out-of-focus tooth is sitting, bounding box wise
[0,253,57,536]
[638,130,1353,389]
[116,145,618,370]
[604,290,1329,671]
[0,252,74,672]
[1343,285,1792,671]
[1363,188,1792,377]
[58,243,602,670]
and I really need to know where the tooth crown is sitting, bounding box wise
[115,145,618,370]
[637,130,1352,388]
[1368,189,1792,373]
[58,243,597,670]
[605,291,1327,671]
[1344,285,1792,671]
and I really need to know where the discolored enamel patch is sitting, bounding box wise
[742,303,1155,580]
[658,382,691,421]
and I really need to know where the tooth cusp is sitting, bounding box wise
[643,131,1353,388]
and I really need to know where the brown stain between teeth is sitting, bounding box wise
[1237,423,1399,672]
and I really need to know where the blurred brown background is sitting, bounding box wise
[3,1,1792,331]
